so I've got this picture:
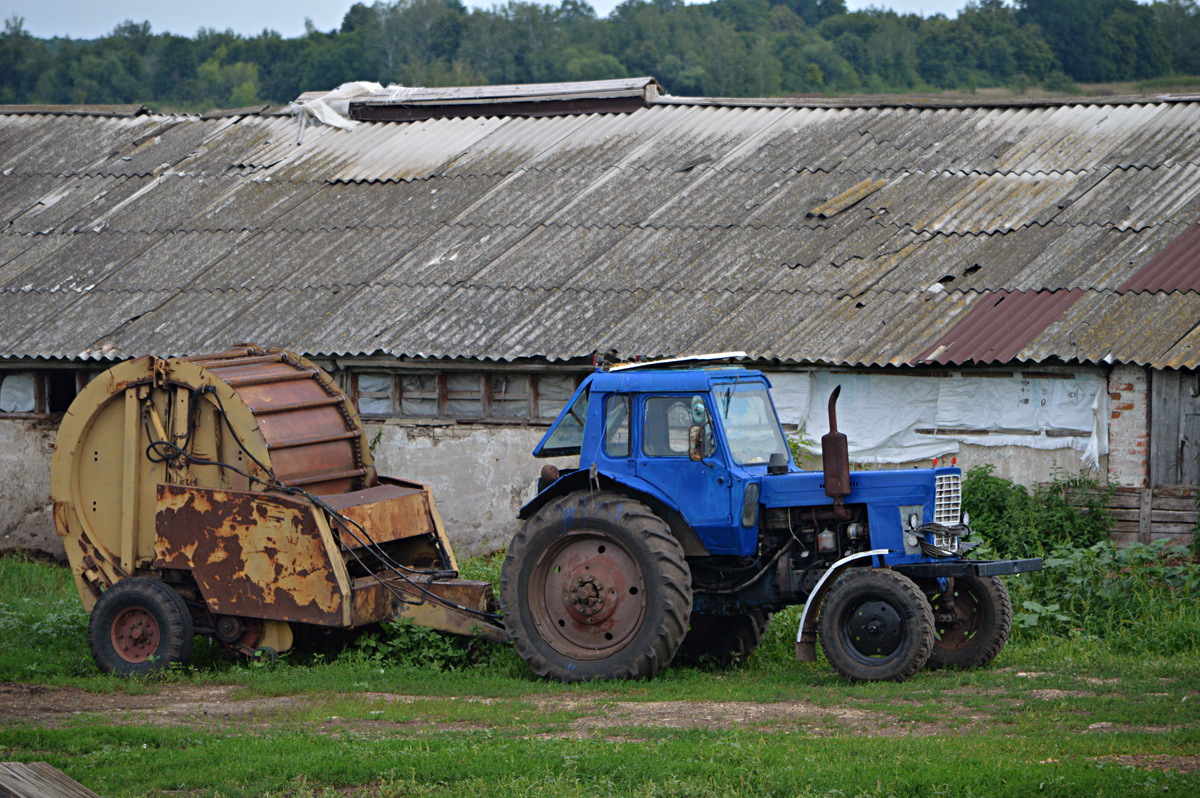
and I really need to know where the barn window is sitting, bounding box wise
[0,369,88,416]
[0,372,36,414]
[351,370,581,423]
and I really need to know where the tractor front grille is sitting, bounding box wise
[933,473,962,525]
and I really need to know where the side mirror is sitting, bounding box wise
[689,424,705,461]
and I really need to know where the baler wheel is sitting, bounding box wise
[927,575,1012,670]
[88,578,194,676]
[501,491,692,682]
[818,568,933,682]
[676,610,772,668]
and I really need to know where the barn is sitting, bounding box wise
[2,78,1198,557]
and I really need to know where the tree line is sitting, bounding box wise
[1,0,1199,110]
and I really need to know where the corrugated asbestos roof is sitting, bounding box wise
[2,88,1200,367]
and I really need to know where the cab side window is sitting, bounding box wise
[642,396,693,457]
[604,394,631,457]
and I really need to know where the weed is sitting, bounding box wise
[1009,540,1200,654]
[962,465,1114,557]
[786,429,818,468]
[353,619,506,671]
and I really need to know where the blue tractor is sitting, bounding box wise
[500,356,1042,682]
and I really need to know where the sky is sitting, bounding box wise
[7,0,972,40]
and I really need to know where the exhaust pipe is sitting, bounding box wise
[822,385,852,521]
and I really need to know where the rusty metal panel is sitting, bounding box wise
[154,484,346,626]
[321,483,437,548]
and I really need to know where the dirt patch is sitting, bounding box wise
[0,682,177,726]
[1085,721,1180,734]
[1026,689,1097,701]
[1100,755,1200,772]
[0,683,980,737]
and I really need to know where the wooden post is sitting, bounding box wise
[1138,487,1153,545]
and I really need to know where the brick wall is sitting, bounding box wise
[1107,364,1149,487]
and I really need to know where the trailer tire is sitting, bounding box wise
[818,568,933,683]
[501,491,692,682]
[676,610,772,668]
[88,578,194,676]
[927,576,1012,670]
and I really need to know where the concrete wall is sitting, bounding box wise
[0,419,60,559]
[1107,363,1150,487]
[366,420,577,558]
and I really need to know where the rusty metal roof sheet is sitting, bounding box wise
[1,95,1200,366]
[1119,222,1200,293]
[920,290,1086,365]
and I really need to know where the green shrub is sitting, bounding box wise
[1009,540,1200,655]
[962,465,1113,558]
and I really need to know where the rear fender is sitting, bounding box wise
[519,469,710,557]
[794,549,890,662]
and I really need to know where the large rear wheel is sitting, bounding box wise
[501,491,692,681]
[927,576,1012,670]
[818,568,933,683]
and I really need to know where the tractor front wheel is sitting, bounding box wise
[818,569,933,682]
[88,578,194,676]
[927,576,1012,670]
[501,491,692,682]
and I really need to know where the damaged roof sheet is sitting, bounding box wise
[2,91,1200,367]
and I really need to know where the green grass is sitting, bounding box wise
[2,554,1199,797]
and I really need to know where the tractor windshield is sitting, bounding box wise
[714,383,788,466]
[534,384,590,457]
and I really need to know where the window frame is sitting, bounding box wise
[641,394,699,459]
[0,369,93,418]
[350,370,583,424]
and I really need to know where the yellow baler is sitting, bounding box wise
[51,346,503,674]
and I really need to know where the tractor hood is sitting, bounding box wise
[758,466,959,512]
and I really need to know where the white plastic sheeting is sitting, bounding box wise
[0,372,35,413]
[766,369,1108,466]
[289,81,392,135]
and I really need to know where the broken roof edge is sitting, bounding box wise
[654,92,1200,111]
[0,103,150,117]
[349,77,662,107]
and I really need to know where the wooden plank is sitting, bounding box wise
[1152,484,1199,498]
[1151,369,1183,485]
[1111,508,1141,522]
[1147,494,1195,506]
[1106,493,1144,509]
[1110,532,1141,547]
[1148,522,1198,535]
[0,762,103,798]
[1150,532,1195,545]
[1150,509,1198,524]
